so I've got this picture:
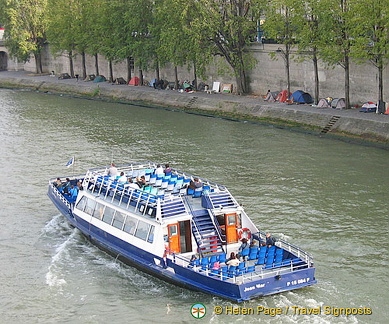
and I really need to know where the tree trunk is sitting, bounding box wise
[81,51,87,79]
[156,61,160,81]
[193,62,198,90]
[312,48,319,105]
[108,60,113,83]
[285,45,291,96]
[378,55,383,102]
[235,68,248,95]
[233,53,249,95]
[95,53,99,76]
[34,52,43,74]
[139,69,143,86]
[126,57,132,83]
[344,54,350,109]
[174,66,179,90]
[69,51,74,78]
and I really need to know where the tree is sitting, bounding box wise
[2,0,48,73]
[188,0,264,94]
[289,0,325,105]
[317,0,355,108]
[46,0,79,77]
[351,0,389,104]
[155,0,212,89]
[126,0,158,85]
[263,0,296,96]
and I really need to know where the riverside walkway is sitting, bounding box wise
[0,71,388,144]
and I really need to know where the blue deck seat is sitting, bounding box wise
[209,269,220,277]
[200,257,210,271]
[155,176,163,187]
[218,253,227,264]
[149,174,157,184]
[265,255,275,265]
[275,253,283,263]
[248,247,259,260]
[238,262,246,274]
[228,266,237,277]
[167,180,176,191]
[209,255,218,264]
[187,188,195,195]
[150,187,158,195]
[220,266,228,280]
[240,248,250,260]
[161,178,169,189]
[256,256,265,265]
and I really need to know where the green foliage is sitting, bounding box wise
[1,0,388,100]
[2,0,48,70]
[185,0,265,94]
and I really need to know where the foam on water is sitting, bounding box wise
[45,228,78,289]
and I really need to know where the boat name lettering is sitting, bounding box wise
[286,277,310,286]
[244,283,265,292]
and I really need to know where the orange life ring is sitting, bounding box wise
[238,228,251,241]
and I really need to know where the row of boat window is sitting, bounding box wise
[76,196,154,243]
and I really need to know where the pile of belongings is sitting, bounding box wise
[58,73,71,80]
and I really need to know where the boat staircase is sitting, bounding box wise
[191,210,225,256]
[320,115,341,134]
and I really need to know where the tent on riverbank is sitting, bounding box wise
[316,98,331,108]
[290,90,313,104]
[129,76,140,86]
[331,98,346,109]
[93,75,106,83]
[276,90,290,103]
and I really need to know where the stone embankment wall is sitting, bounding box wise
[18,43,389,105]
[1,72,388,146]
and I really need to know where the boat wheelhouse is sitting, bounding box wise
[47,161,316,302]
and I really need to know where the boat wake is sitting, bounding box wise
[44,217,79,290]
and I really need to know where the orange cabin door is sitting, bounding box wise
[168,223,180,253]
[225,213,239,244]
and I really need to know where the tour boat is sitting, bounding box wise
[47,161,316,302]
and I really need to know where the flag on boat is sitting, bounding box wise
[66,156,75,168]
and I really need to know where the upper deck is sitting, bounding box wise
[82,161,241,223]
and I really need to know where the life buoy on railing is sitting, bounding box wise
[238,228,251,241]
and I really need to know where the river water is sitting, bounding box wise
[0,88,388,324]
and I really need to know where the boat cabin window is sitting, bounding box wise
[134,220,150,241]
[102,206,115,224]
[123,217,137,235]
[112,211,125,230]
[93,203,104,220]
[84,198,96,215]
[75,196,155,243]
[76,196,87,211]
[147,226,155,243]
